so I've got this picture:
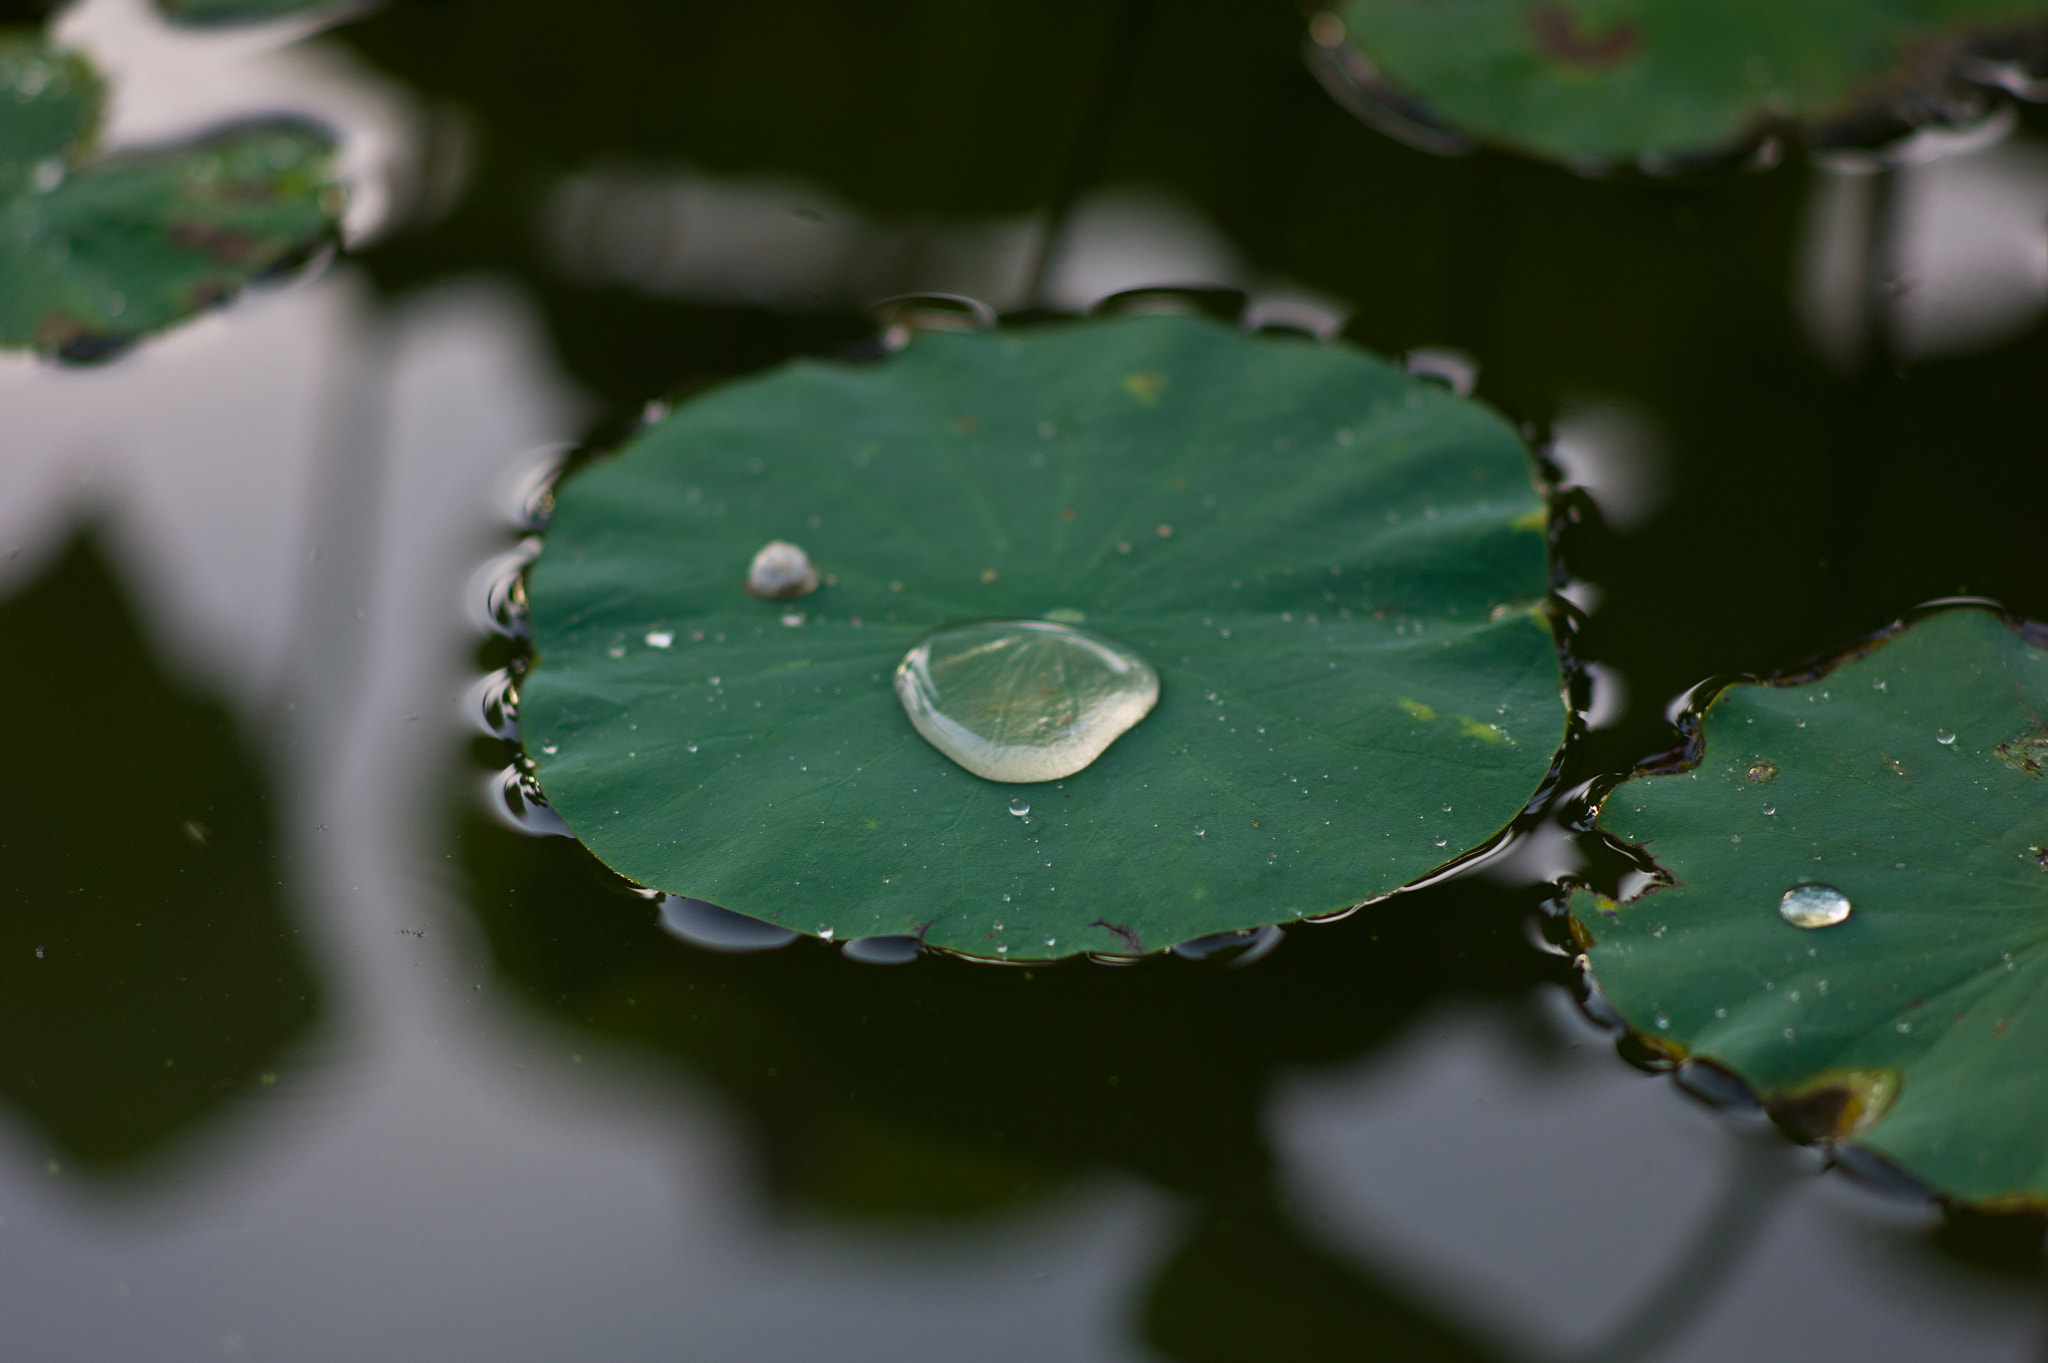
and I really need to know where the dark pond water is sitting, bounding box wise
[5,0,2048,1358]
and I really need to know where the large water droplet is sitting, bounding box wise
[1936,728,1956,745]
[1008,797,1030,816]
[894,620,1159,782]
[1779,883,1851,929]
[747,540,818,599]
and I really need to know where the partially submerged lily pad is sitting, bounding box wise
[0,36,343,361]
[1320,0,2048,165]
[1569,607,2048,1207]
[522,313,1566,962]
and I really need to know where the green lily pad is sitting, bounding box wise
[1568,607,2048,1207]
[1323,0,2048,165]
[0,36,343,361]
[157,0,346,25]
[523,314,1566,962]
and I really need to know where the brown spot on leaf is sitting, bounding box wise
[167,221,266,264]
[1527,3,1640,67]
[1769,1068,1900,1142]
[1090,918,1142,954]
[33,310,90,351]
[1996,731,2048,776]
[186,279,232,312]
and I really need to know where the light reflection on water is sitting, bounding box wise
[0,194,2034,1363]
[0,4,2042,1360]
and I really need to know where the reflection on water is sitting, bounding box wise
[456,802,1560,1358]
[548,167,1348,334]
[0,532,318,1171]
[1276,998,2043,1362]
[0,0,2044,1356]
[1797,114,2048,367]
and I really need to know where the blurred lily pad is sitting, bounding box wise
[522,313,1566,962]
[1569,608,2048,1207]
[1322,0,2048,165]
[0,35,343,361]
[158,0,348,24]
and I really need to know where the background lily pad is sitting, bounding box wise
[1569,607,2048,1206]
[157,0,347,25]
[523,313,1566,962]
[0,36,342,361]
[1325,0,2048,164]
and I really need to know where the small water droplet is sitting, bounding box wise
[1782,1027,1796,1042]
[1762,804,1776,816]
[1937,728,1956,745]
[817,926,835,942]
[646,630,674,648]
[34,947,43,960]
[606,641,626,659]
[1714,1006,1728,1018]
[686,744,698,753]
[1747,760,1778,783]
[1045,937,1057,947]
[894,621,1159,782]
[842,935,919,965]
[1655,1013,1671,1030]
[1433,837,1448,847]
[1008,798,1030,817]
[1779,883,1851,928]
[747,540,819,598]
[1442,804,1452,813]
[1895,1018,1913,1033]
[1196,827,1206,837]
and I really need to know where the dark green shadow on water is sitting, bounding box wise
[456,795,1561,1360]
[0,531,320,1172]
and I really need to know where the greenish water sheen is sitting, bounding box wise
[893,619,1161,783]
[0,533,319,1168]
[1570,609,2048,1206]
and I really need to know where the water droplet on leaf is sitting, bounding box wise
[1937,728,1956,745]
[1008,798,1029,817]
[893,620,1159,782]
[747,540,819,599]
[1779,883,1851,929]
